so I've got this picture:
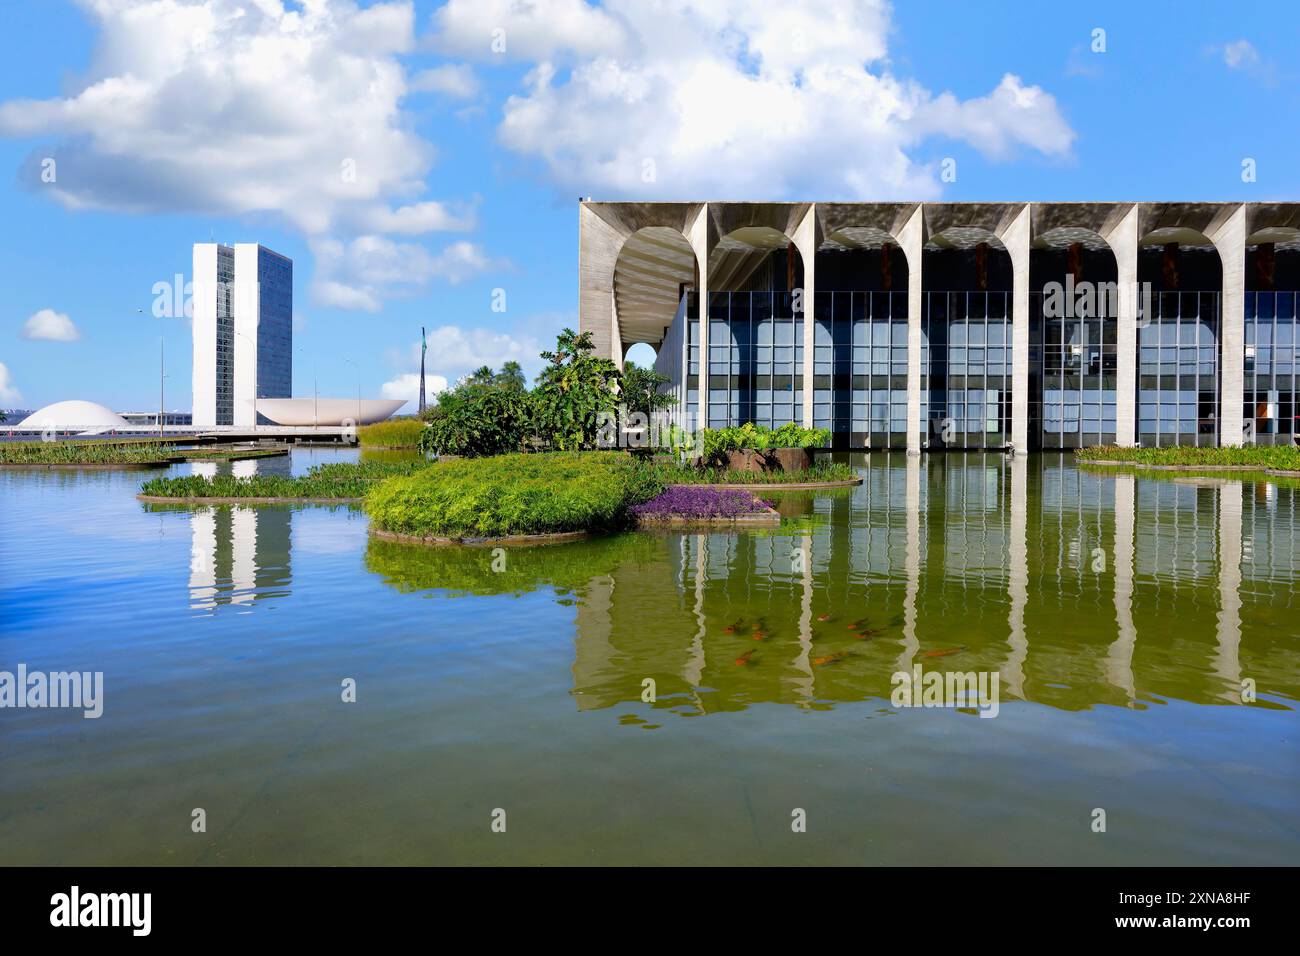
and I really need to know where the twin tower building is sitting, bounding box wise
[190,243,293,428]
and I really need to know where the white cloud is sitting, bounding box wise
[432,0,1074,198]
[381,372,449,405]
[1222,39,1260,70]
[0,362,20,404]
[431,0,628,61]
[311,236,499,312]
[0,0,448,237]
[381,322,552,401]
[410,64,480,99]
[22,309,81,342]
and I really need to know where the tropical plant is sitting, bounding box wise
[419,382,534,457]
[497,360,528,391]
[531,328,621,451]
[619,361,675,418]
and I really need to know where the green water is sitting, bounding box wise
[1,450,1296,864]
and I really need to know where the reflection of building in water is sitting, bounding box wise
[188,505,292,610]
[568,454,1297,718]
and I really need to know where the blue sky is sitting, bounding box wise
[1,0,1296,413]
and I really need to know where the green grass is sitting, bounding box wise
[638,459,859,485]
[139,459,431,499]
[1076,444,1300,470]
[358,418,425,448]
[364,451,663,538]
[0,440,177,465]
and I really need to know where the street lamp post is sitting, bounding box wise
[342,357,361,439]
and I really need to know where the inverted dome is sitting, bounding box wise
[17,400,130,433]
[251,398,405,426]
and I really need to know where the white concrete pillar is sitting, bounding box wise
[1002,205,1032,454]
[686,205,710,430]
[578,203,627,365]
[897,206,925,455]
[792,206,817,429]
[1209,204,1248,447]
[1103,204,1140,447]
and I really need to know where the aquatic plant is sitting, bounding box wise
[1076,444,1300,470]
[630,485,771,519]
[140,459,429,499]
[357,418,425,448]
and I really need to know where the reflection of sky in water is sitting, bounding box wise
[0,449,1296,865]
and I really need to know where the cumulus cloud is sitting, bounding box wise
[381,322,550,401]
[381,371,449,405]
[0,0,494,312]
[22,309,81,342]
[311,236,498,312]
[433,0,1074,198]
[409,64,480,99]
[0,362,20,403]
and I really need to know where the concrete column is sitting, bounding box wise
[1209,204,1248,447]
[1103,204,1140,447]
[897,206,925,455]
[1002,205,1032,454]
[578,203,627,364]
[686,205,710,430]
[792,207,817,429]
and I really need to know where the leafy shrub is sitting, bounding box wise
[140,459,429,499]
[0,439,176,465]
[419,383,534,457]
[364,451,664,538]
[638,459,857,485]
[698,424,831,465]
[1075,444,1300,470]
[358,418,425,448]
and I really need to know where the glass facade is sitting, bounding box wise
[256,247,294,407]
[814,291,909,447]
[1137,292,1220,447]
[689,291,804,429]
[924,291,1012,448]
[215,246,235,426]
[1032,293,1119,448]
[1244,291,1300,443]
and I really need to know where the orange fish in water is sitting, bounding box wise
[922,646,966,659]
[751,631,766,641]
[816,614,832,622]
[735,650,755,666]
[847,618,871,631]
[722,618,745,634]
[855,626,885,640]
[812,653,845,667]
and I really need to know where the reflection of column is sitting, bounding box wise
[1002,204,1032,453]
[570,570,615,711]
[1209,204,1247,447]
[684,534,707,687]
[1103,204,1140,447]
[793,205,817,428]
[791,535,815,705]
[230,506,257,605]
[1214,482,1243,702]
[895,455,922,671]
[1105,474,1137,702]
[1002,455,1028,697]
[898,205,925,455]
[189,509,217,610]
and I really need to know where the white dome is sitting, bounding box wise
[17,400,131,433]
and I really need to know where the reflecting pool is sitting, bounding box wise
[1,449,1296,865]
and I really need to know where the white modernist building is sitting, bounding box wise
[192,243,293,428]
